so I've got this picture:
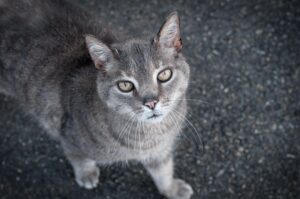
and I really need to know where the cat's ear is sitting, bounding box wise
[155,12,182,52]
[85,35,114,71]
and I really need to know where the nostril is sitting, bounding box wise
[144,100,158,110]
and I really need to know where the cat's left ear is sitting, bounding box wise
[85,35,114,71]
[154,12,182,52]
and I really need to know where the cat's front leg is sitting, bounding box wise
[143,154,193,199]
[66,154,100,189]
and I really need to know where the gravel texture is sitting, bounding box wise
[1,0,300,199]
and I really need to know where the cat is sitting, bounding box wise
[0,0,193,198]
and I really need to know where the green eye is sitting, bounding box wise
[117,81,134,92]
[158,69,172,82]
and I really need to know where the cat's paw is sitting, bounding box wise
[163,179,193,199]
[74,164,100,189]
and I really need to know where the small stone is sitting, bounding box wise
[286,154,295,159]
[258,157,265,164]
[216,169,225,177]
[256,84,264,91]
[255,29,263,35]
[271,124,277,131]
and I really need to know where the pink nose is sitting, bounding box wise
[144,100,158,110]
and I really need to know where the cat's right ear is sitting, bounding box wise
[85,35,113,71]
[154,12,182,53]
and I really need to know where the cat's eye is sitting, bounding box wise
[157,69,172,82]
[117,81,134,92]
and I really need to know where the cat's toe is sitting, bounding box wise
[163,179,194,199]
[174,179,193,199]
[75,166,100,189]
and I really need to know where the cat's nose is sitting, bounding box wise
[144,99,158,110]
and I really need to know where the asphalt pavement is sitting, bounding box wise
[0,0,300,198]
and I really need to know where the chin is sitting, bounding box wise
[144,114,166,124]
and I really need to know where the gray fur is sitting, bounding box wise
[0,1,192,198]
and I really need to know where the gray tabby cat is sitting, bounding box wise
[0,0,193,198]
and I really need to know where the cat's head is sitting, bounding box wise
[86,12,190,123]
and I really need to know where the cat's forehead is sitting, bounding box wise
[114,40,159,68]
[112,40,162,80]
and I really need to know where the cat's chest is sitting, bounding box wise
[119,128,176,159]
[90,114,182,163]
[94,129,175,164]
[109,137,172,163]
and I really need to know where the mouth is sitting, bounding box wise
[147,113,162,119]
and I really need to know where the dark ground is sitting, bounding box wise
[1,0,300,198]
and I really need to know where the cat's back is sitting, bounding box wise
[0,0,78,95]
[0,0,115,138]
[0,0,114,96]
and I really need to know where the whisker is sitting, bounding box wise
[141,121,146,150]
[169,112,194,144]
[138,120,143,151]
[171,112,200,146]
[120,109,143,116]
[167,98,212,105]
[126,115,137,149]
[112,114,135,151]
[134,119,140,151]
[172,109,204,153]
